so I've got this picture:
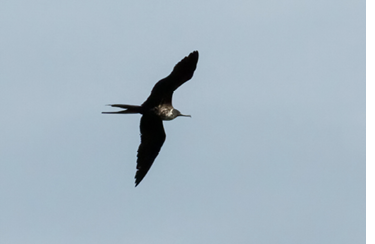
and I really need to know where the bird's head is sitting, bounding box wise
[174,109,191,118]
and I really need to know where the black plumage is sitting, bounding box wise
[103,51,199,186]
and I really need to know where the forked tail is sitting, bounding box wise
[102,104,143,114]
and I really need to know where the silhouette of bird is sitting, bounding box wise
[103,51,199,186]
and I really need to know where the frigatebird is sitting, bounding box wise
[103,51,199,186]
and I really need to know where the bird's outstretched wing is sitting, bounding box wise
[135,113,166,186]
[142,51,199,108]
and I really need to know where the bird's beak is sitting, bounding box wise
[180,114,191,118]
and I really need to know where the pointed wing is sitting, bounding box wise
[135,113,166,186]
[142,51,199,108]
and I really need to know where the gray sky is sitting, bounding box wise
[0,0,365,243]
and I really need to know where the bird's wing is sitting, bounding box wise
[135,113,166,186]
[142,51,199,108]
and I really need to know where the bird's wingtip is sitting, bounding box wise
[134,179,141,187]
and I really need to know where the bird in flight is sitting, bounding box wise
[103,51,199,186]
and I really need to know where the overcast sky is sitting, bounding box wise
[0,1,365,243]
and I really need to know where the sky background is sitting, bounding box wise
[0,0,365,243]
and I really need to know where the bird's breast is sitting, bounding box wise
[155,106,176,121]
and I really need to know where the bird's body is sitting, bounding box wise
[103,51,199,186]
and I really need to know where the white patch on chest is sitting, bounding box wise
[156,106,175,120]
